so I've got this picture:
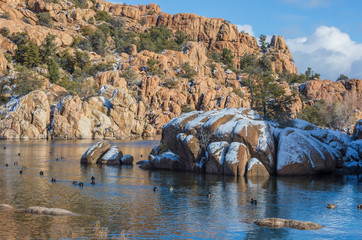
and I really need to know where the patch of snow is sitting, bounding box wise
[207,141,229,165]
[100,96,113,109]
[247,158,262,171]
[102,146,120,160]
[225,142,246,164]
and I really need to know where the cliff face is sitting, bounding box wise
[0,0,359,140]
[94,1,297,74]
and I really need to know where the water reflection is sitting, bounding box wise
[0,139,361,239]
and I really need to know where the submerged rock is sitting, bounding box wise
[255,218,324,230]
[0,204,13,210]
[25,206,77,216]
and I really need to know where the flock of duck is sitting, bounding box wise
[2,148,362,210]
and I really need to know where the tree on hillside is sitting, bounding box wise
[15,41,41,68]
[259,34,268,54]
[41,34,56,62]
[337,74,349,81]
[48,58,60,83]
[221,48,234,69]
[305,67,320,80]
[240,53,261,109]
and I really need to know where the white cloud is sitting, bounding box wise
[286,26,362,80]
[236,24,254,37]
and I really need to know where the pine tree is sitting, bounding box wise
[15,41,41,68]
[48,58,60,83]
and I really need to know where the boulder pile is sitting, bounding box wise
[80,141,134,165]
[143,108,355,176]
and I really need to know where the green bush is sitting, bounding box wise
[73,37,92,51]
[37,12,52,28]
[163,78,178,89]
[175,30,188,48]
[297,103,326,127]
[13,66,43,95]
[15,41,41,68]
[138,26,178,53]
[58,50,75,73]
[73,0,88,9]
[87,62,113,76]
[210,51,221,62]
[177,62,196,80]
[90,29,107,55]
[120,66,138,85]
[181,104,193,113]
[10,32,29,46]
[0,27,9,38]
[146,58,162,76]
[96,11,111,22]
[57,76,81,94]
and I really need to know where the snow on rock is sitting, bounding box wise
[277,128,342,175]
[100,145,123,165]
[353,119,362,140]
[344,139,362,169]
[246,158,269,177]
[80,140,111,164]
[145,108,356,176]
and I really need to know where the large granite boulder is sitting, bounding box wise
[80,141,111,164]
[276,128,348,175]
[145,108,351,176]
[146,108,275,176]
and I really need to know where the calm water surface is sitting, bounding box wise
[0,139,361,239]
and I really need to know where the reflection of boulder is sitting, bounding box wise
[255,218,324,230]
[344,120,362,171]
[145,108,352,176]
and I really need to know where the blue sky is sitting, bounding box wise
[111,0,362,80]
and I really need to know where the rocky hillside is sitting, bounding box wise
[0,0,359,140]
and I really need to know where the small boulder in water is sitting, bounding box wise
[121,154,134,165]
[80,141,111,165]
[0,204,13,210]
[24,206,77,216]
[255,218,324,230]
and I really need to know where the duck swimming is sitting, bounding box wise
[39,171,44,175]
[153,187,158,192]
[91,176,95,181]
[207,192,212,198]
[327,204,336,209]
[79,182,84,187]
[250,198,257,205]
[51,178,56,183]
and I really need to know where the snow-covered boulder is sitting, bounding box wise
[344,140,362,170]
[277,128,347,175]
[80,141,111,164]
[100,146,123,165]
[146,108,275,176]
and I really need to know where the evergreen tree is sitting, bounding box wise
[41,34,56,62]
[259,34,268,54]
[48,58,60,83]
[15,41,41,68]
[221,48,234,69]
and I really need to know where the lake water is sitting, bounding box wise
[0,139,361,239]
